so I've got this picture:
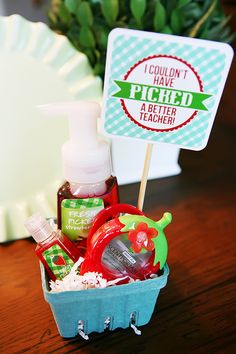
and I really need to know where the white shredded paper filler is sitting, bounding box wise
[49,258,130,292]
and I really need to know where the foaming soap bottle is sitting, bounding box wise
[39,101,119,247]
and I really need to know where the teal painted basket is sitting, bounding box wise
[40,263,169,338]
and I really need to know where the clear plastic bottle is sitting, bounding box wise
[25,213,81,281]
[102,236,152,280]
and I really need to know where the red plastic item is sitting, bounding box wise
[36,232,81,281]
[80,204,160,282]
[86,203,144,245]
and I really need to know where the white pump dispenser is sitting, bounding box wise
[39,101,111,196]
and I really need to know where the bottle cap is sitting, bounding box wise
[39,101,111,184]
[24,213,53,243]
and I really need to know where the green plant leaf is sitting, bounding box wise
[97,27,109,49]
[160,25,173,34]
[83,47,96,65]
[67,21,80,34]
[162,0,178,14]
[65,0,81,14]
[170,8,183,34]
[51,0,63,10]
[182,3,202,20]
[153,0,166,32]
[79,25,96,48]
[101,0,119,27]
[116,20,128,28]
[58,2,72,25]
[202,0,214,12]
[130,0,146,25]
[94,62,104,76]
[128,18,140,30]
[188,0,217,38]
[76,1,93,26]
[47,0,235,81]
[201,23,231,41]
[177,0,191,8]
[119,0,130,15]
[48,10,58,27]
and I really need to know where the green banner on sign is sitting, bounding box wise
[113,80,212,111]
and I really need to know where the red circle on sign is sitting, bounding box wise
[120,55,203,132]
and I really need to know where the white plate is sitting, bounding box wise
[0,15,102,241]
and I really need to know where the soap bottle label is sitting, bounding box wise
[42,244,75,280]
[61,198,104,241]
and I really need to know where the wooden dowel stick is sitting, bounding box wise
[137,143,153,211]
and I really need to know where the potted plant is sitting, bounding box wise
[47,0,235,79]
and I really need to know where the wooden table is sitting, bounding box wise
[1,21,236,354]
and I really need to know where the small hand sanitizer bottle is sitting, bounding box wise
[39,101,119,244]
[25,213,81,281]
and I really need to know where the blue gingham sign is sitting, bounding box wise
[102,29,233,151]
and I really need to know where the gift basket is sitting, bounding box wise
[41,263,169,338]
[26,202,171,339]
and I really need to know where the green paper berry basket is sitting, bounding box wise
[40,263,169,338]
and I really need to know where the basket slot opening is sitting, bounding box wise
[104,316,113,330]
[130,312,141,336]
[130,312,137,325]
[78,320,89,340]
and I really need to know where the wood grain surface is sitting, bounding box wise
[1,8,236,354]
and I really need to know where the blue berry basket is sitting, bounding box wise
[40,263,169,338]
